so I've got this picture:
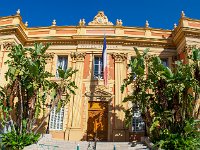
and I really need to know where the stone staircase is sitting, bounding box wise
[24,134,149,150]
[96,142,148,150]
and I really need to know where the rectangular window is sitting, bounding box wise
[49,106,64,130]
[161,58,168,67]
[132,106,145,132]
[56,56,68,77]
[94,56,103,79]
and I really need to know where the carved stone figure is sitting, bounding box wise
[116,19,123,26]
[145,20,149,28]
[52,20,56,26]
[79,19,86,26]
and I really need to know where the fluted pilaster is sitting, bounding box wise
[112,53,127,129]
[68,52,86,128]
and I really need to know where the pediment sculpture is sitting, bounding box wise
[88,11,113,26]
[85,85,112,99]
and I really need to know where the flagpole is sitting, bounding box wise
[102,30,108,87]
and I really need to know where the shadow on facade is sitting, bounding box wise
[33,117,48,134]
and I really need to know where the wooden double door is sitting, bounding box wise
[87,101,108,141]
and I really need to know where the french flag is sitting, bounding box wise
[102,36,108,86]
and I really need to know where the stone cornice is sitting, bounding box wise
[23,38,174,49]
[1,14,196,49]
[173,25,200,49]
[0,25,27,45]
[184,17,200,23]
[23,35,174,48]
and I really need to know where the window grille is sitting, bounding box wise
[49,106,64,130]
[94,56,103,79]
[132,106,145,132]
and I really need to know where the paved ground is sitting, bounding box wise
[24,135,149,150]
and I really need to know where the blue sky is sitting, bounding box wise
[1,0,200,29]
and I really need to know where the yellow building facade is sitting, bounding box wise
[0,11,199,142]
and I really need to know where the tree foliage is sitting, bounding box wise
[121,47,200,149]
[0,43,78,149]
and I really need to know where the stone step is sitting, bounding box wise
[24,135,149,150]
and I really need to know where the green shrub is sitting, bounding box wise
[2,130,40,150]
[153,119,200,150]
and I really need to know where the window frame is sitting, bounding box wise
[132,105,145,132]
[56,55,68,78]
[93,55,103,80]
[49,106,65,131]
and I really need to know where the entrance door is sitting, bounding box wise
[87,101,108,141]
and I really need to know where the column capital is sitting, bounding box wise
[3,41,15,50]
[70,52,86,61]
[111,53,127,62]
[183,44,200,54]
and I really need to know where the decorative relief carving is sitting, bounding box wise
[184,44,197,53]
[88,11,113,26]
[85,85,112,99]
[3,42,15,50]
[111,53,127,62]
[70,52,86,61]
[95,85,108,92]
[45,52,54,62]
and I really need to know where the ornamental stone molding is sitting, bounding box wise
[85,85,112,100]
[70,52,86,61]
[88,11,113,26]
[3,42,15,50]
[111,53,128,62]
[45,52,54,62]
